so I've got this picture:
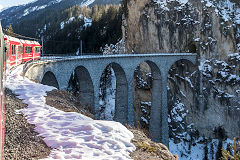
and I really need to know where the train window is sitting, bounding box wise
[25,46,32,54]
[18,46,23,54]
[35,47,40,53]
[11,45,16,55]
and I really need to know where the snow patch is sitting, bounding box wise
[98,67,116,121]
[6,65,135,160]
[83,17,92,27]
[170,138,240,160]
[22,5,47,17]
[60,21,65,30]
[60,17,77,30]
[81,0,95,6]
[199,60,212,78]
[153,0,189,11]
[102,39,126,55]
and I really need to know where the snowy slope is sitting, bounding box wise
[6,65,135,160]
[0,0,120,27]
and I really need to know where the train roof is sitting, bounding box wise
[4,35,40,46]
[4,35,21,43]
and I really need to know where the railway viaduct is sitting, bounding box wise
[23,53,197,146]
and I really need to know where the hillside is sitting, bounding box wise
[0,0,120,27]
[0,0,122,54]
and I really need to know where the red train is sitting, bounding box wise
[4,35,41,67]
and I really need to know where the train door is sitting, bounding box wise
[9,43,16,66]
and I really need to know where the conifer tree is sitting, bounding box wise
[7,24,15,36]
[221,137,240,160]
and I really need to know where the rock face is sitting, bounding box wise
[123,0,239,59]
[123,0,240,141]
[168,55,240,139]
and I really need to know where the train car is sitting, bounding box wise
[21,39,41,62]
[4,35,41,66]
[4,35,23,66]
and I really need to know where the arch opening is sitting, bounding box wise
[67,66,94,111]
[41,71,59,89]
[98,63,128,124]
[133,61,161,141]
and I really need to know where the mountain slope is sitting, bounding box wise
[0,0,120,27]
[0,0,122,54]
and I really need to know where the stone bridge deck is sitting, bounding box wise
[24,53,197,146]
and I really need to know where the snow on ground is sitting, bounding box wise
[101,68,116,120]
[102,39,126,55]
[168,101,239,160]
[60,17,75,30]
[60,16,92,30]
[6,65,135,160]
[23,5,47,17]
[170,138,205,160]
[153,0,189,11]
[99,68,116,121]
[81,0,95,6]
[83,17,92,27]
[170,138,236,160]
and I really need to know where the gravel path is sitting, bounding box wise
[4,88,51,160]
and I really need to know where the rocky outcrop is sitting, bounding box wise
[130,129,178,160]
[123,0,239,59]
[122,0,240,141]
[168,54,240,140]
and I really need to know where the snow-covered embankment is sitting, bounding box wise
[6,65,135,160]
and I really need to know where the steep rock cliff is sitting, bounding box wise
[123,0,240,59]
[122,0,240,145]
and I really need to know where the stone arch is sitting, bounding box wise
[41,71,59,89]
[73,66,94,108]
[133,60,162,142]
[99,62,128,124]
[168,58,196,74]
